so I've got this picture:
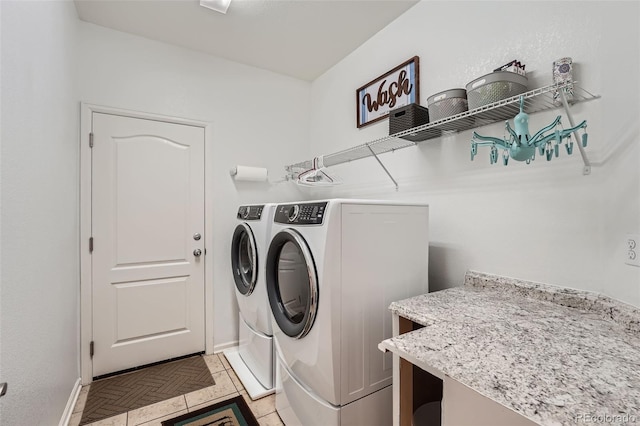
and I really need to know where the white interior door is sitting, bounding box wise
[91,112,205,377]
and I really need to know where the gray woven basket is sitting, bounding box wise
[427,88,468,120]
[427,88,470,130]
[466,71,528,116]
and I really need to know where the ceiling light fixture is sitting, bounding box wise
[200,0,232,14]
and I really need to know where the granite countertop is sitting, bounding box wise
[380,271,640,426]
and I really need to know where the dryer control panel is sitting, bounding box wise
[274,202,327,225]
[237,205,264,220]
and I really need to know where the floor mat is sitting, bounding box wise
[161,395,259,426]
[80,355,215,425]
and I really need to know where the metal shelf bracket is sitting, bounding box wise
[367,145,399,190]
[559,89,591,175]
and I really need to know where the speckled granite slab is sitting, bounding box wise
[383,271,640,426]
[463,270,640,335]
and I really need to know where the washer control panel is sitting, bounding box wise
[237,205,264,220]
[274,202,327,225]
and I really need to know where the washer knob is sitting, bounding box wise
[241,208,250,219]
[288,205,300,222]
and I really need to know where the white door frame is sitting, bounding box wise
[80,103,215,385]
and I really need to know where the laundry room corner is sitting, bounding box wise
[76,21,314,352]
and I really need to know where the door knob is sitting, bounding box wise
[193,233,201,241]
[193,249,202,257]
[0,382,7,398]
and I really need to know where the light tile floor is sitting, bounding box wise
[68,353,284,426]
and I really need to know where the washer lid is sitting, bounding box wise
[231,223,258,296]
[266,228,318,339]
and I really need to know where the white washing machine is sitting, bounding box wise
[224,204,275,400]
[266,199,429,425]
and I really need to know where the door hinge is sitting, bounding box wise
[89,132,94,148]
[89,237,94,253]
[90,341,94,358]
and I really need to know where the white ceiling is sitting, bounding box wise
[74,0,419,81]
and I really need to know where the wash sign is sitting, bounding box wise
[356,56,419,128]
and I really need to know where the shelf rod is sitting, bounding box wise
[559,89,591,175]
[366,145,399,190]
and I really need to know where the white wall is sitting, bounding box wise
[308,1,640,306]
[77,22,311,349]
[0,1,80,425]
[1,3,637,423]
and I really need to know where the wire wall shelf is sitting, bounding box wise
[285,82,599,176]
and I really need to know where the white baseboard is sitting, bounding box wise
[59,378,82,426]
[213,340,239,354]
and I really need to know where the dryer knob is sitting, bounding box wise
[288,205,300,222]
[241,208,250,219]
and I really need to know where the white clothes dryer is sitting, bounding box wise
[224,204,275,399]
[266,199,429,425]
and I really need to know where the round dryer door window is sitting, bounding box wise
[266,228,318,339]
[231,223,258,295]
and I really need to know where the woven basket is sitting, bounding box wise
[427,88,470,130]
[466,71,527,120]
[388,103,439,141]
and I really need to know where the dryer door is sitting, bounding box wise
[266,228,318,339]
[231,223,258,296]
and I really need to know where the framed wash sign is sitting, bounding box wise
[356,56,420,128]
